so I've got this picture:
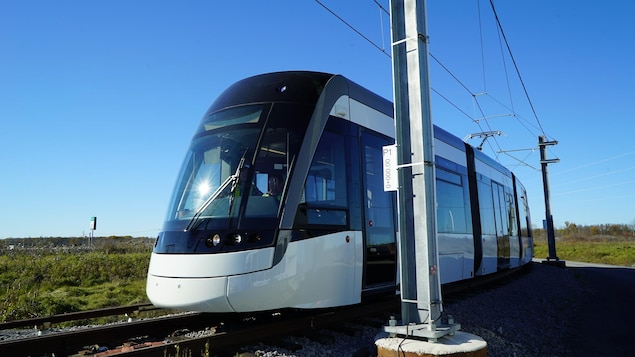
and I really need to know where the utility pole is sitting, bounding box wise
[378,1,487,354]
[383,0,458,341]
[538,136,565,267]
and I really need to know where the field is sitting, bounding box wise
[533,236,635,267]
[0,237,153,322]
[2,232,635,322]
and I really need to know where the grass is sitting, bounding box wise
[0,237,153,322]
[533,237,635,267]
[3,234,635,322]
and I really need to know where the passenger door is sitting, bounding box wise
[361,132,397,288]
[492,182,511,270]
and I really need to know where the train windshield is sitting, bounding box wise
[165,103,312,226]
[164,105,262,223]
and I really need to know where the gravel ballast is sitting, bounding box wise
[242,261,588,356]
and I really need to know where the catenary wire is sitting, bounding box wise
[315,0,512,162]
[315,0,391,58]
[315,0,550,168]
[477,0,487,92]
[488,0,548,139]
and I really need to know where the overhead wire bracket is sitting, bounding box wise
[463,130,503,151]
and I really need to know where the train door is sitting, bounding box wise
[360,131,397,288]
[492,182,511,270]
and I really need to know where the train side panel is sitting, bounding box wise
[227,231,363,311]
[434,130,475,283]
[473,151,520,273]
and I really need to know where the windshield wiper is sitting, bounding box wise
[226,154,247,218]
[184,152,247,232]
[183,175,233,232]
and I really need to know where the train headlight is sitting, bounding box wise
[205,234,222,247]
[227,233,242,245]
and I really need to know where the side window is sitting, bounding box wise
[506,189,518,237]
[478,178,496,235]
[436,168,470,234]
[491,182,516,238]
[493,183,507,237]
[295,130,348,226]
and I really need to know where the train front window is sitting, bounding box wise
[165,103,313,225]
[198,105,263,132]
[167,128,261,221]
[165,104,268,222]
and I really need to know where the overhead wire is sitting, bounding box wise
[315,0,550,168]
[556,165,635,185]
[430,88,473,121]
[315,0,391,58]
[488,0,548,139]
[381,0,498,155]
[555,178,635,196]
[550,150,635,176]
[491,3,516,115]
[477,0,487,93]
[388,0,503,156]
[314,1,484,124]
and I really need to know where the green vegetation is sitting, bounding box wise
[2,222,635,322]
[533,222,635,267]
[0,236,154,322]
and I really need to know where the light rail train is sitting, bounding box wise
[146,71,533,312]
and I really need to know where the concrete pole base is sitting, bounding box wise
[375,331,487,357]
[542,258,566,268]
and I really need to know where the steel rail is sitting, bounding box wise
[0,303,158,330]
[0,311,226,356]
[111,296,400,356]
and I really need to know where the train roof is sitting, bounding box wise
[208,71,334,111]
[209,71,513,179]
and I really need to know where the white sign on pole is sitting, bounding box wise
[382,144,398,192]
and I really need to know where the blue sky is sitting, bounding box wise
[1,0,634,238]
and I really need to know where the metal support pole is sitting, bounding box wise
[538,136,564,267]
[384,0,459,341]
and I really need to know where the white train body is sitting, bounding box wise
[146,72,533,312]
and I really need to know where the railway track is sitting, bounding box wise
[0,308,221,356]
[0,303,158,331]
[0,296,399,356]
[0,267,529,356]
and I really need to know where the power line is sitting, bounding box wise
[555,178,635,196]
[315,0,549,170]
[476,0,487,92]
[372,0,390,15]
[430,87,473,120]
[315,0,390,58]
[557,165,635,185]
[488,0,548,138]
[315,0,510,162]
[499,148,539,171]
[551,150,635,176]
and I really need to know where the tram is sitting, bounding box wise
[146,71,533,312]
